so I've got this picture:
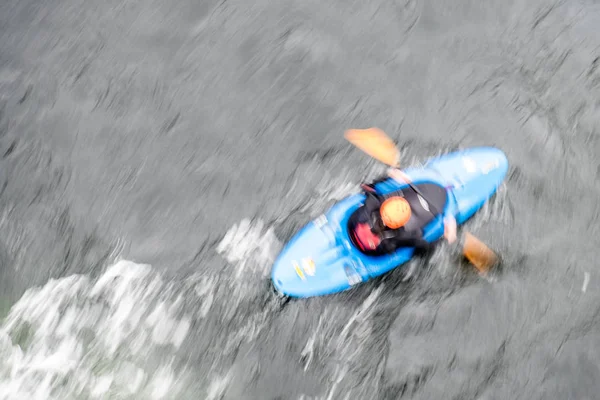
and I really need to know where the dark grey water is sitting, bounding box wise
[1,0,599,398]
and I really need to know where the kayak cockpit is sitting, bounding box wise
[347,182,449,256]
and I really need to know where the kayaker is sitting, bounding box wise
[352,168,457,255]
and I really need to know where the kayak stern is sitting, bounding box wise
[271,212,365,298]
[426,147,509,223]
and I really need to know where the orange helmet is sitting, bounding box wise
[380,196,411,229]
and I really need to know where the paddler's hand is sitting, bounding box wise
[443,215,457,243]
[387,168,412,184]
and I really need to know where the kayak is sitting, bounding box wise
[271,146,509,298]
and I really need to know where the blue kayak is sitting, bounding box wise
[271,147,509,298]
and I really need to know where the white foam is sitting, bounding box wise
[206,372,231,400]
[469,182,512,228]
[150,364,175,399]
[336,287,383,353]
[0,260,193,399]
[582,272,590,293]
[301,287,384,400]
[216,218,282,282]
[193,275,215,318]
[214,218,286,358]
[90,375,113,398]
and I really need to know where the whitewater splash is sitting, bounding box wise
[0,260,196,399]
[299,287,386,400]
[216,218,282,282]
[0,215,286,400]
[215,218,284,353]
[468,182,512,228]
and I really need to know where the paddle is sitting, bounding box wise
[463,232,498,275]
[344,127,499,274]
[344,129,443,215]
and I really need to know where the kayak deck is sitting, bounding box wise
[271,147,509,298]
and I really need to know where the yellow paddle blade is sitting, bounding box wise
[462,232,499,275]
[344,128,400,167]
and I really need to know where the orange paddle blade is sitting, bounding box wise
[344,128,400,167]
[462,232,498,275]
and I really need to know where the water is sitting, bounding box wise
[1,0,600,398]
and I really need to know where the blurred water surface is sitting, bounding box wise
[0,0,600,398]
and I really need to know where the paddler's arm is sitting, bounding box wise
[363,166,410,193]
[441,190,457,244]
[380,230,432,252]
[443,215,457,243]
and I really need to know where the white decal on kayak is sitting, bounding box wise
[451,174,464,189]
[314,214,328,228]
[481,159,500,174]
[462,156,477,173]
[302,258,316,276]
[344,265,362,286]
[417,194,430,212]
